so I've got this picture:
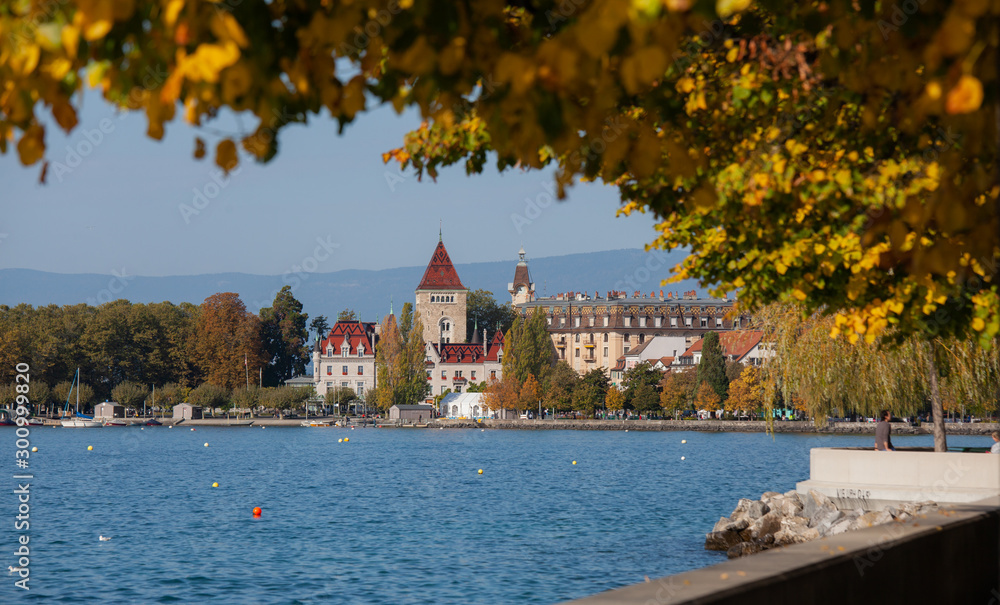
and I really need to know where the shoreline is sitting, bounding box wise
[28,417,998,434]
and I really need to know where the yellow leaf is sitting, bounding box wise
[61,25,80,59]
[792,288,807,301]
[726,46,739,62]
[9,44,41,77]
[216,139,238,173]
[716,0,752,18]
[16,125,45,166]
[164,0,185,27]
[945,75,983,114]
[676,77,696,94]
[775,261,787,275]
[972,317,985,332]
[183,42,241,83]
[82,0,114,41]
[210,11,249,48]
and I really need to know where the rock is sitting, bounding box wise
[760,491,782,504]
[730,498,754,521]
[706,530,745,551]
[747,500,771,520]
[802,490,835,520]
[800,527,821,541]
[713,517,732,533]
[750,511,783,540]
[780,496,804,518]
[826,516,854,536]
[812,508,845,535]
[849,510,893,530]
[722,518,750,534]
[727,541,763,559]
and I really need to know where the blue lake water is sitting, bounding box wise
[0,426,991,604]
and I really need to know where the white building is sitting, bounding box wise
[439,392,489,419]
[312,320,379,399]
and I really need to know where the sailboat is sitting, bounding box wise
[60,369,102,428]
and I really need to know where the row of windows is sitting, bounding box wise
[326,345,366,357]
[324,381,366,396]
[426,370,497,381]
[431,295,456,303]
[547,316,737,328]
[327,365,365,375]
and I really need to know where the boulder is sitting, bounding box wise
[780,496,805,518]
[727,541,763,559]
[747,500,771,520]
[706,530,745,551]
[730,498,754,521]
[849,510,893,530]
[802,490,836,520]
[760,491,782,504]
[750,511,783,540]
[811,507,845,534]
[722,518,750,534]
[826,516,855,536]
[713,516,732,533]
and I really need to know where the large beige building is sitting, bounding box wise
[510,251,750,378]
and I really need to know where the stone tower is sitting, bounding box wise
[415,236,468,344]
[508,246,535,306]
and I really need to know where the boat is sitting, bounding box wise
[0,409,15,426]
[103,420,128,427]
[301,420,330,427]
[140,418,162,426]
[60,369,102,428]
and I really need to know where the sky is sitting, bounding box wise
[0,92,661,278]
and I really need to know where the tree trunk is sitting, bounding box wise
[926,341,947,452]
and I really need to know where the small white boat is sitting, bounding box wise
[60,369,102,427]
[301,420,330,427]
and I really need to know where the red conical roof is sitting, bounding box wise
[416,240,466,290]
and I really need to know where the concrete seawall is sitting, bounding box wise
[436,418,1000,435]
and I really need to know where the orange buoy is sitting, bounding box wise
[253,507,262,516]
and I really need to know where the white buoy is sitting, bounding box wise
[681,439,687,444]
[681,456,686,461]
[99,535,111,541]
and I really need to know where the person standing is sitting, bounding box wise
[990,431,999,454]
[875,410,894,451]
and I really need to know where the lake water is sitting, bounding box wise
[1,426,990,603]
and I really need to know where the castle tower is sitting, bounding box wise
[415,236,468,344]
[508,246,535,306]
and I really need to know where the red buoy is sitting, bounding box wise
[253,507,262,516]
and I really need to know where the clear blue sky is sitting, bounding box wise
[0,92,660,277]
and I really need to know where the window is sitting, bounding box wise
[341,381,349,388]
[603,333,608,342]
[325,381,332,388]
[356,382,364,396]
[700,318,708,327]
[426,371,431,379]
[574,317,580,327]
[560,317,565,327]
[625,317,631,327]
[716,318,723,327]
[603,347,608,357]
[603,317,609,327]
[358,345,364,356]
[639,334,645,343]
[685,317,693,327]
[640,317,646,327]
[455,386,462,393]
[342,365,348,375]
[624,346,630,354]
[670,317,677,327]
[342,344,350,357]
[575,334,580,343]
[575,348,580,357]
[490,370,496,380]
[471,371,476,380]
[326,366,332,376]
[456,370,463,378]
[655,317,662,327]
[358,365,363,375]
[441,370,446,379]
[547,317,552,325]
[441,386,447,395]
[624,334,630,342]
[326,347,333,356]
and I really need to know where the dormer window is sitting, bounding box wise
[341,343,350,356]
[358,345,365,356]
[326,347,333,356]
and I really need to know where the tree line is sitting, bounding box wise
[0,287,310,413]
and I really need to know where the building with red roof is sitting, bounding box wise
[311,320,379,398]
[675,330,768,368]
[415,235,468,345]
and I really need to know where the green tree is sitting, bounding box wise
[622,362,662,410]
[696,333,728,402]
[466,289,517,342]
[503,308,554,386]
[309,315,330,339]
[188,383,230,415]
[632,383,660,416]
[231,386,261,417]
[259,285,310,386]
[396,303,429,405]
[325,387,356,415]
[53,380,95,414]
[373,313,401,413]
[111,381,150,411]
[158,383,183,416]
[543,361,578,413]
[573,369,609,417]
[725,360,744,385]
[337,309,357,322]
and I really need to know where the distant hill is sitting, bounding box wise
[0,248,706,320]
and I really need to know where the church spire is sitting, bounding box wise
[439,220,442,242]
